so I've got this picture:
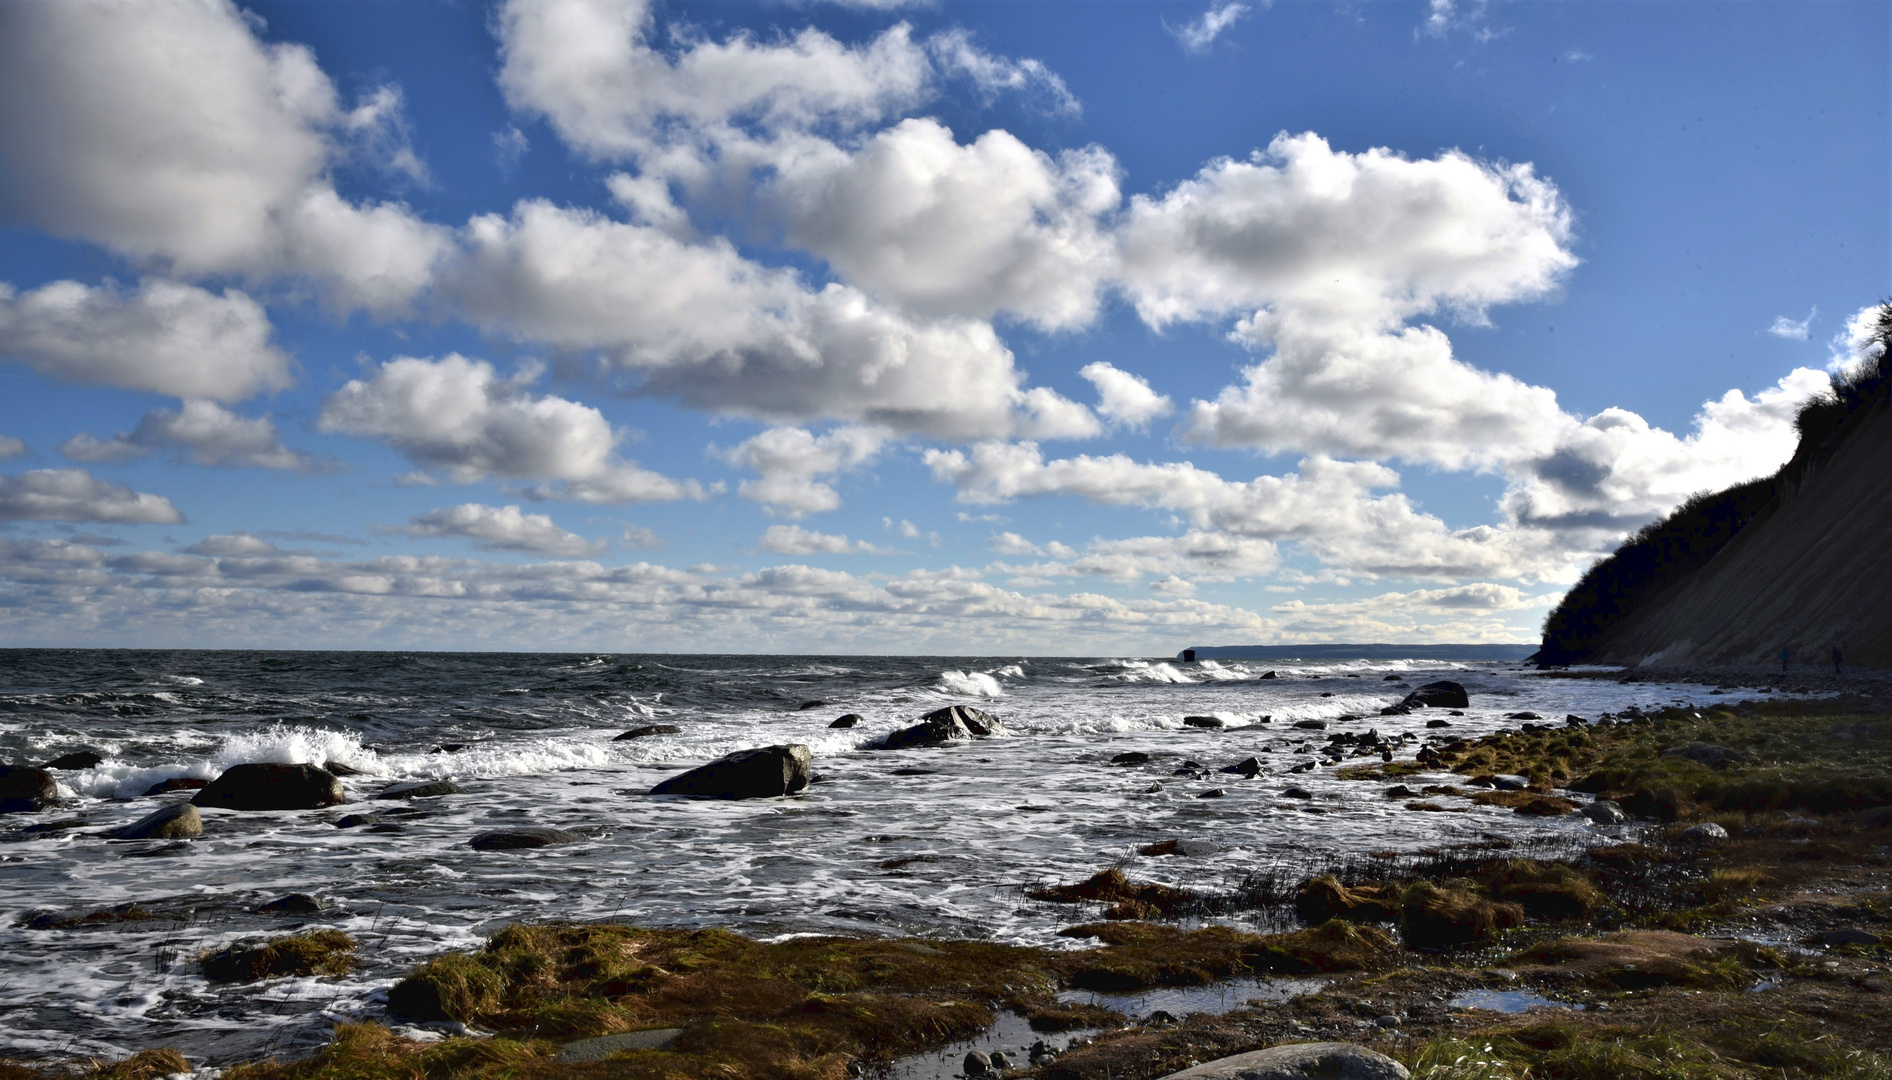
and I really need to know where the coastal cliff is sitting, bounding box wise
[1539,303,1892,669]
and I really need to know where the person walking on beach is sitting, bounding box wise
[1833,644,1843,675]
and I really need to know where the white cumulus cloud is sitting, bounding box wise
[62,401,327,472]
[1080,362,1173,428]
[0,468,184,523]
[0,0,450,314]
[317,354,700,503]
[0,279,292,401]
[758,524,888,555]
[717,425,889,517]
[397,503,606,557]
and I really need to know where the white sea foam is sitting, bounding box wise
[938,669,1004,697]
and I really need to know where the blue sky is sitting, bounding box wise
[0,0,1884,653]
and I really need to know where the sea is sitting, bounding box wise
[0,648,1780,1064]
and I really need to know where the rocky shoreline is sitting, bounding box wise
[6,688,1892,1080]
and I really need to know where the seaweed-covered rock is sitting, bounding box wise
[203,930,355,982]
[1157,1042,1409,1080]
[649,744,812,799]
[1400,681,1469,709]
[0,766,59,813]
[110,803,201,840]
[1661,741,1746,768]
[192,764,344,811]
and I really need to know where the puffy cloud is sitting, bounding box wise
[757,524,888,555]
[0,279,292,401]
[443,200,1097,439]
[764,119,1119,328]
[1080,362,1173,428]
[716,425,888,517]
[1768,308,1815,341]
[0,468,184,523]
[1829,303,1889,370]
[1169,3,1253,54]
[317,354,700,503]
[1120,132,1576,469]
[0,436,26,461]
[0,0,449,313]
[396,503,606,557]
[495,0,932,161]
[928,442,1582,581]
[1421,0,1503,43]
[182,533,282,557]
[993,530,1278,584]
[1502,367,1831,531]
[62,400,328,472]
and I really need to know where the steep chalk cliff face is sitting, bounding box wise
[1584,400,1892,669]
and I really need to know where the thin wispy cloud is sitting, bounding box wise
[1169,2,1254,54]
[1768,307,1815,341]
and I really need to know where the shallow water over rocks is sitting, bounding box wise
[0,649,1778,1062]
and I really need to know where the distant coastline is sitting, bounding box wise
[1175,643,1537,662]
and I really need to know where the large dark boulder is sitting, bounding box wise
[649,744,812,799]
[45,751,104,770]
[0,766,59,813]
[1400,681,1469,709]
[881,705,1003,749]
[111,803,202,840]
[191,763,345,811]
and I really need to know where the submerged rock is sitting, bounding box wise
[1111,751,1152,765]
[192,763,345,811]
[142,778,208,797]
[614,724,682,740]
[259,893,325,914]
[110,803,201,840]
[828,714,862,728]
[44,751,103,770]
[333,813,381,829]
[1157,1042,1409,1079]
[1182,716,1225,729]
[376,779,466,799]
[469,827,584,850]
[1219,757,1264,778]
[0,766,60,813]
[650,744,812,799]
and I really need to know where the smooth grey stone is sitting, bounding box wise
[1580,801,1626,825]
[110,802,201,840]
[555,1028,683,1062]
[376,779,466,799]
[1157,1042,1410,1079]
[1679,822,1730,843]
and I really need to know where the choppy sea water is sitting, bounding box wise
[0,649,1779,1064]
